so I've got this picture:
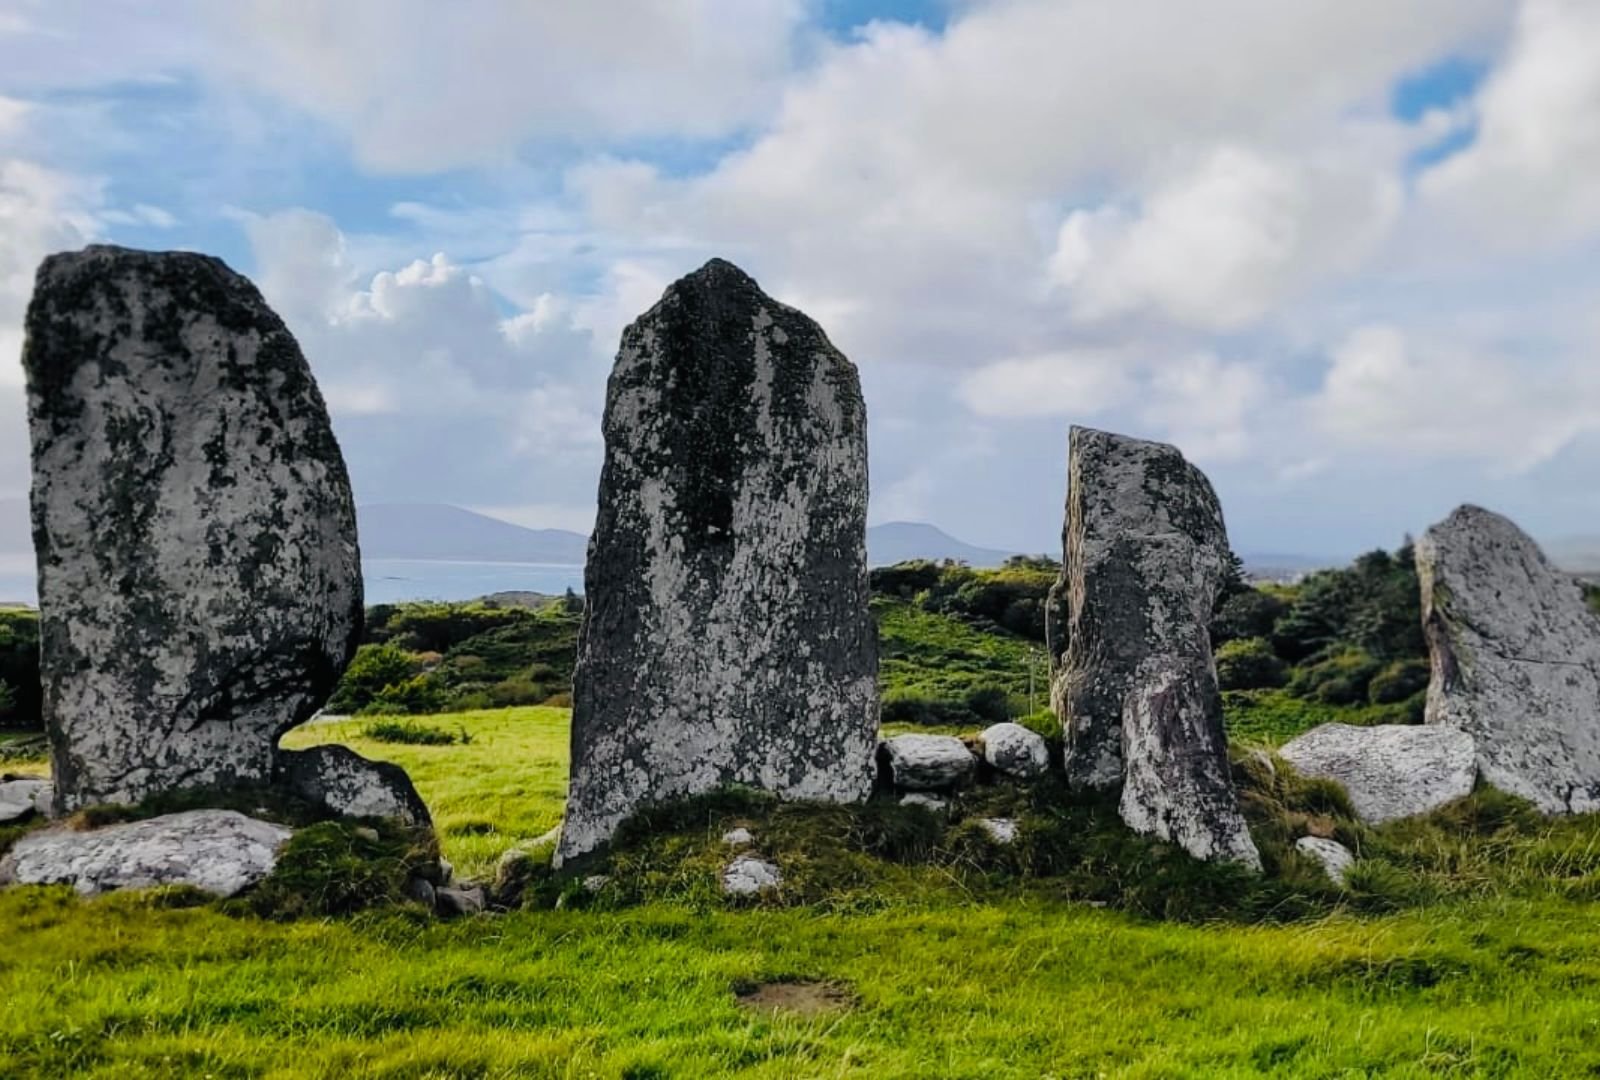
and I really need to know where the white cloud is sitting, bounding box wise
[1312,323,1600,471]
[1049,145,1401,330]
[1421,0,1600,247]
[957,350,1135,419]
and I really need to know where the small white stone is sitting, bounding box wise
[721,827,754,847]
[1295,836,1356,886]
[581,874,611,892]
[976,818,1019,845]
[0,778,52,823]
[880,735,976,791]
[722,853,782,896]
[898,793,948,813]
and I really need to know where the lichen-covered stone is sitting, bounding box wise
[978,722,1050,778]
[1278,723,1477,824]
[1051,427,1258,867]
[722,853,782,896]
[23,246,364,814]
[1294,836,1355,886]
[558,259,876,866]
[276,745,431,827]
[879,734,977,791]
[0,778,52,823]
[0,809,291,896]
[1418,505,1600,814]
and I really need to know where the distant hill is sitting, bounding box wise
[358,504,589,564]
[865,521,1018,567]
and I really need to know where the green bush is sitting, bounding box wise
[1210,588,1287,647]
[0,609,40,731]
[1368,659,1430,705]
[327,643,417,713]
[1215,637,1287,690]
[1288,649,1383,704]
[362,719,467,746]
[360,674,449,716]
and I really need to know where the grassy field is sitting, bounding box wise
[5,707,1600,1077]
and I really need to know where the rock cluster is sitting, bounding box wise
[1418,505,1600,815]
[20,246,426,828]
[1050,427,1259,868]
[559,259,877,866]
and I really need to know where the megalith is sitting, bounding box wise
[557,258,877,866]
[1050,427,1259,867]
[23,245,384,815]
[1418,505,1600,814]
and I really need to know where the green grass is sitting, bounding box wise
[874,598,1046,708]
[7,705,1600,1077]
[1222,688,1420,747]
[282,708,567,881]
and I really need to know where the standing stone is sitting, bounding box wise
[557,259,876,866]
[1418,505,1600,814]
[1051,427,1258,867]
[23,246,365,814]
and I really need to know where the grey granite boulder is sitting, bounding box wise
[0,778,52,823]
[23,246,364,814]
[558,259,877,866]
[0,809,291,896]
[978,722,1050,778]
[1278,723,1477,824]
[276,745,431,827]
[1418,505,1600,814]
[1295,836,1355,886]
[1051,427,1259,868]
[879,734,976,791]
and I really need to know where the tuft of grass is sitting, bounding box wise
[229,817,440,921]
[360,718,471,746]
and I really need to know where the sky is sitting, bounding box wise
[1,0,1598,559]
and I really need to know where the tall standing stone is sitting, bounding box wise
[557,259,876,866]
[24,246,365,813]
[1050,427,1258,867]
[1418,505,1600,814]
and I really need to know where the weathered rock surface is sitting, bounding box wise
[0,778,52,823]
[1279,723,1477,824]
[276,745,431,827]
[722,853,782,896]
[436,884,486,917]
[978,722,1050,778]
[0,809,291,895]
[977,817,1019,845]
[1051,427,1259,868]
[558,259,876,865]
[722,826,754,847]
[1295,836,1355,886]
[898,792,948,813]
[879,734,976,791]
[23,246,363,814]
[1419,505,1600,814]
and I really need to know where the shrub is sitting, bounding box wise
[362,719,464,746]
[1368,659,1430,705]
[328,643,417,713]
[963,686,1012,724]
[233,819,440,920]
[0,609,40,731]
[1287,649,1383,704]
[1210,589,1287,647]
[1215,637,1287,690]
[360,674,449,716]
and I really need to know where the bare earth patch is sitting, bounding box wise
[734,979,855,1017]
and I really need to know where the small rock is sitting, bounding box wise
[898,792,948,813]
[1295,836,1356,886]
[438,857,454,885]
[977,818,1020,845]
[722,854,782,896]
[436,885,485,917]
[582,874,612,892]
[276,744,432,827]
[353,826,380,844]
[978,723,1050,778]
[0,778,51,823]
[879,735,976,791]
[0,809,291,896]
[532,824,562,849]
[1278,723,1477,824]
[722,827,754,847]
[404,876,437,909]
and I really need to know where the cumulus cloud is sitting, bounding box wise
[1421,0,1600,247]
[1311,324,1600,471]
[1049,145,1401,330]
